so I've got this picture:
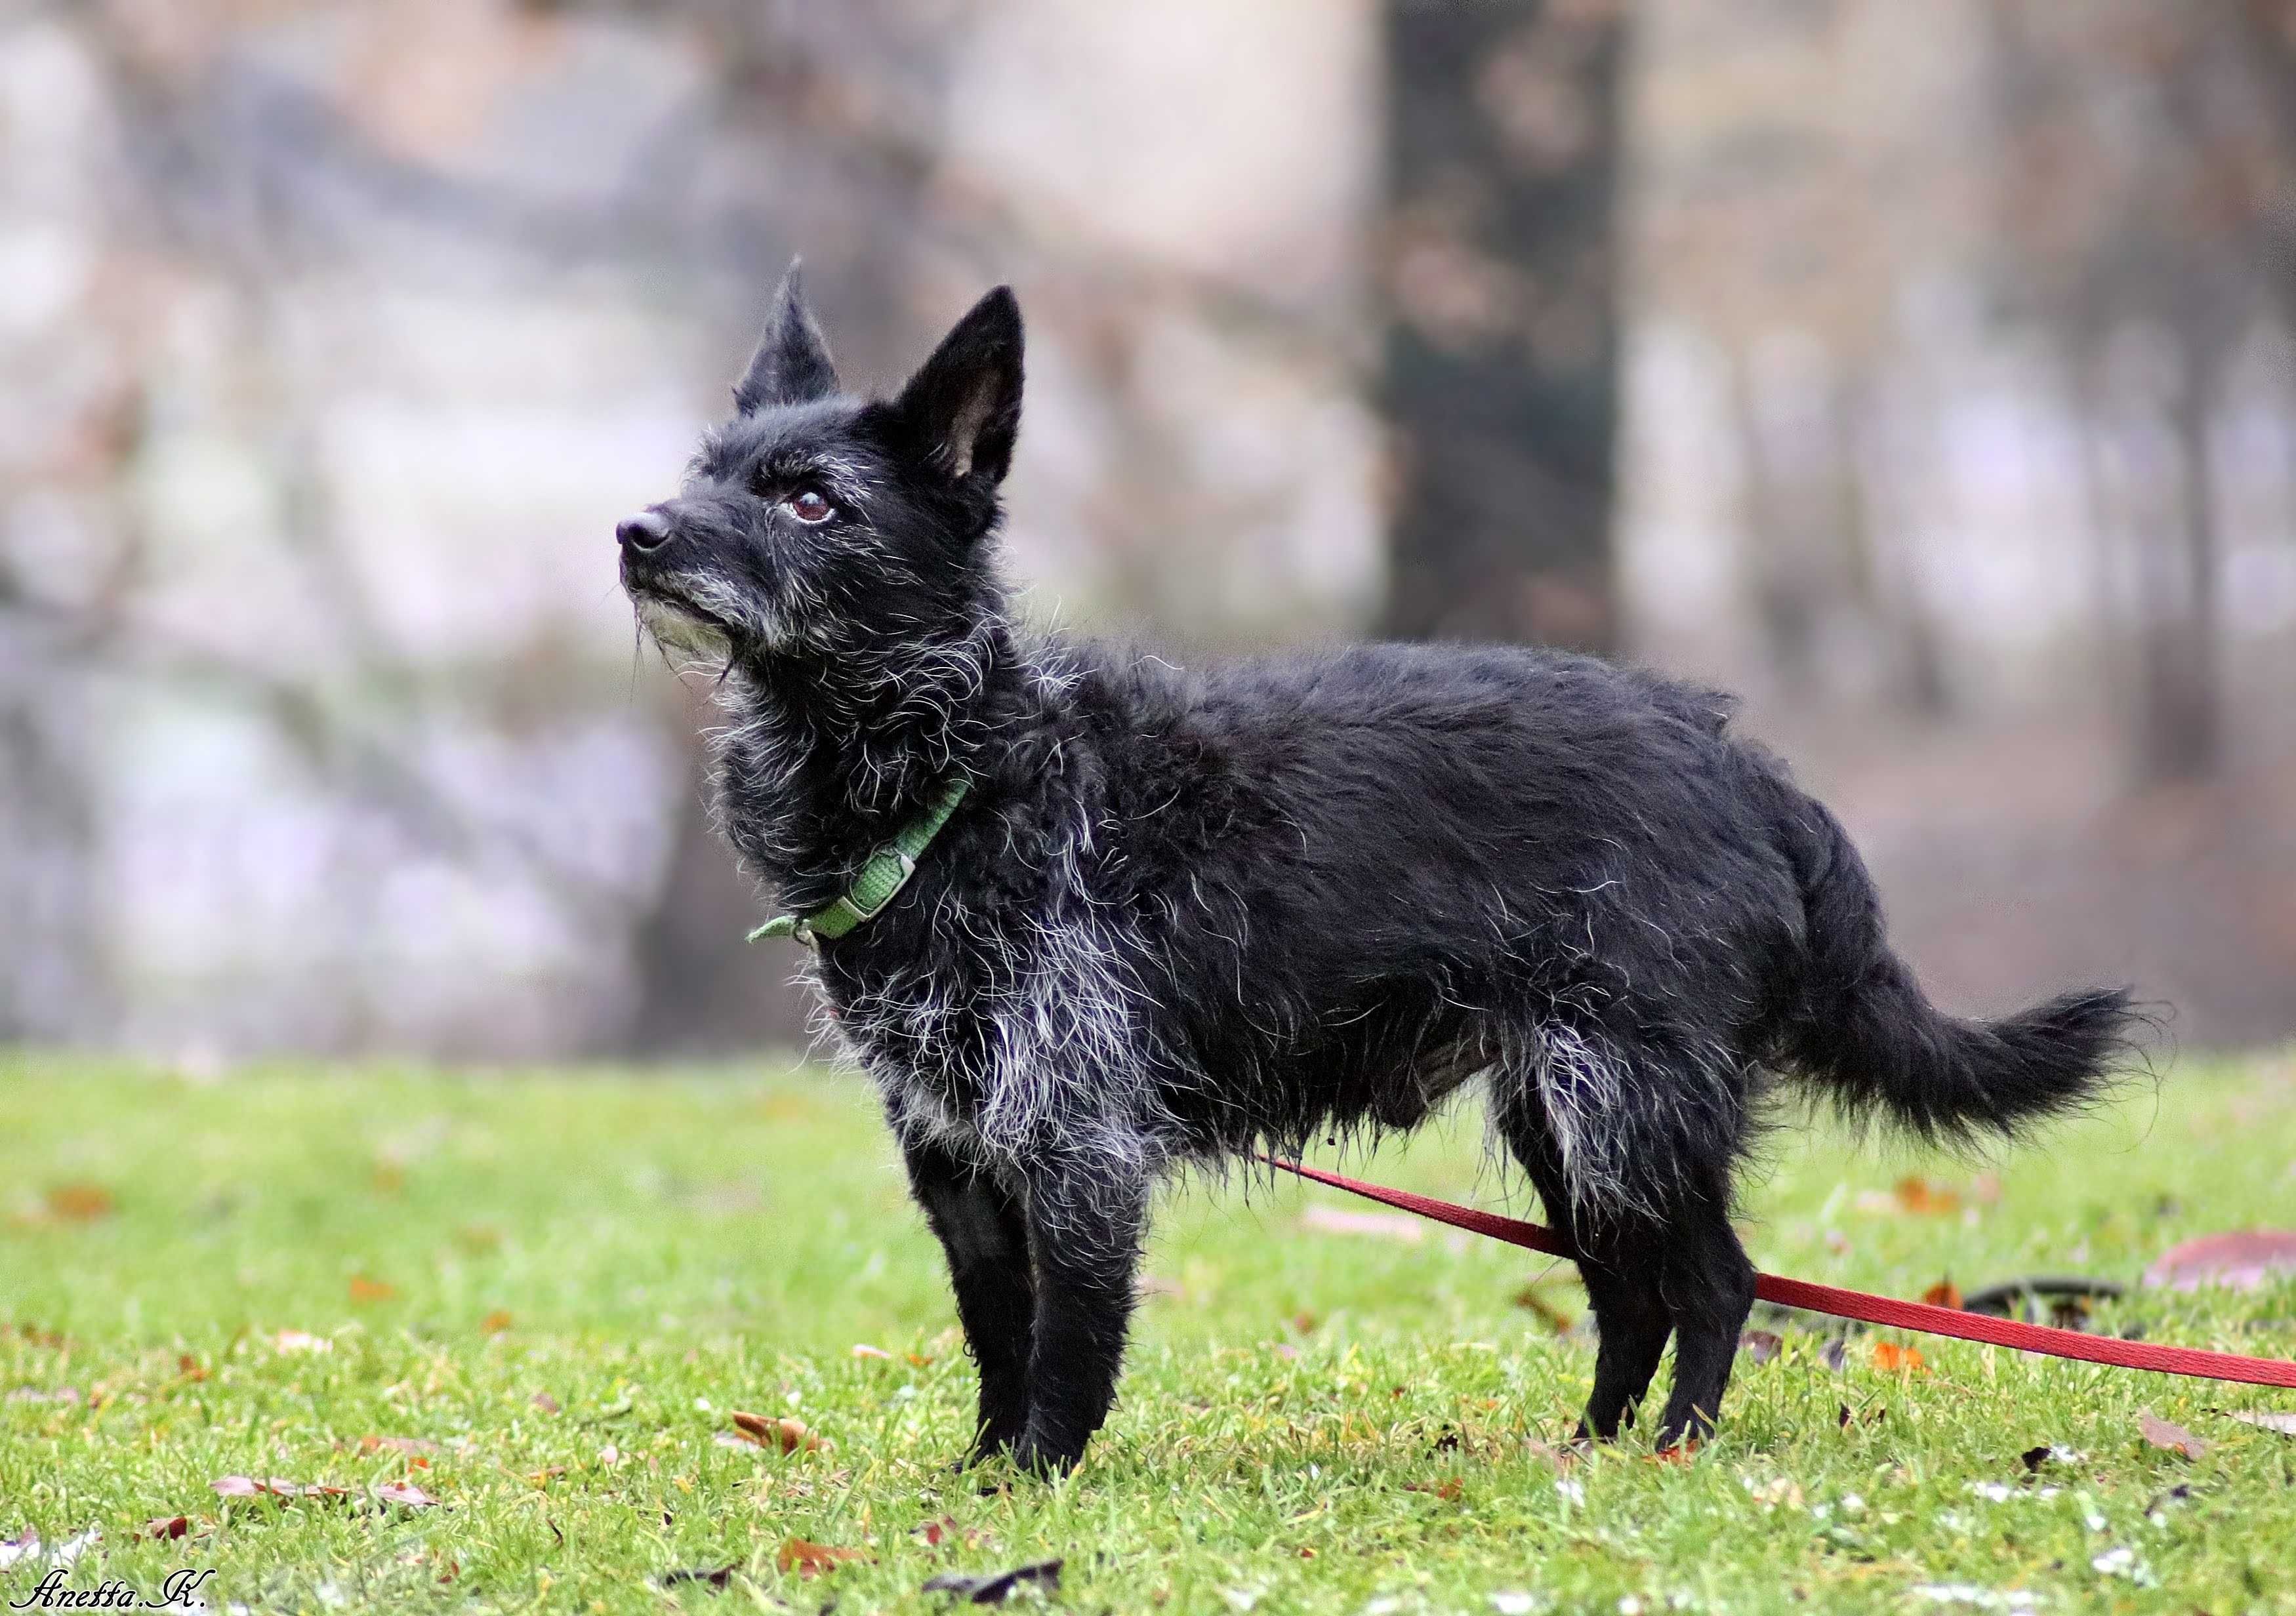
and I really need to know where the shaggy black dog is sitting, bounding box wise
[618,267,2137,1474]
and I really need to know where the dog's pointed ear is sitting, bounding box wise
[892,286,1023,487]
[733,260,838,413]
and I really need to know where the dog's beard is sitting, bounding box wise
[629,588,731,659]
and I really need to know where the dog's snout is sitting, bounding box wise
[616,509,672,556]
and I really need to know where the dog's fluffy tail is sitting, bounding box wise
[1773,790,2139,1145]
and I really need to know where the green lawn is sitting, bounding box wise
[3,1052,2293,1615]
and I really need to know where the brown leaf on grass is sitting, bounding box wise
[2139,1411,2209,1459]
[1739,1330,1783,1364]
[777,1538,865,1577]
[357,1435,440,1457]
[2217,1408,2296,1436]
[1512,1280,1576,1335]
[1894,1178,1959,1216]
[1300,1205,1425,1243]
[729,1411,829,1454]
[43,1184,115,1221]
[480,1310,512,1334]
[141,1516,190,1541]
[529,1392,560,1414]
[1290,1310,1319,1335]
[1921,1280,1964,1309]
[907,1352,935,1367]
[1872,1341,1927,1375]
[373,1481,437,1508]
[211,1477,350,1502]
[175,1354,207,1382]
[1403,1477,1465,1502]
[348,1274,397,1304]
[2142,1231,2296,1293]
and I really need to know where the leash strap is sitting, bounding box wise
[1263,1155,2296,1390]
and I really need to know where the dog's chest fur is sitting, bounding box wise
[712,645,1196,1178]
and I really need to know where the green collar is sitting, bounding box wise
[747,777,971,948]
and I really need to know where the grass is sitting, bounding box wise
[2,1052,2293,1615]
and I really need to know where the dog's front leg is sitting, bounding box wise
[1011,1162,1147,1476]
[901,1137,1035,1462]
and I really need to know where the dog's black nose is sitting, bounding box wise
[617,510,672,555]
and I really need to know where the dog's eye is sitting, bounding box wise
[783,489,834,525]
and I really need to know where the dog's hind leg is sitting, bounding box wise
[1648,1175,1757,1452]
[901,1136,1035,1462]
[1495,1095,1671,1441]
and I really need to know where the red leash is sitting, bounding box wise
[1265,1156,2296,1390]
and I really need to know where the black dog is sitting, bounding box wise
[618,267,2136,1474]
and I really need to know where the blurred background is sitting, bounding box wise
[2,0,2291,1063]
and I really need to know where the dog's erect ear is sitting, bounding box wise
[733,260,838,413]
[892,287,1024,487]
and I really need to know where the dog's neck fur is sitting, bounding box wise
[706,596,1035,906]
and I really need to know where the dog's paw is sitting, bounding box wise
[1006,1435,1082,1480]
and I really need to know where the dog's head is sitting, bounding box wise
[618,264,1022,663]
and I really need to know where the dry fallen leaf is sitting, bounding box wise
[141,1516,190,1541]
[529,1392,560,1414]
[43,1184,115,1221]
[2143,1231,2296,1293]
[2218,1408,2296,1436]
[212,1477,350,1503]
[1512,1280,1576,1335]
[348,1274,398,1304]
[480,1310,512,1334]
[1739,1330,1784,1364]
[1872,1341,1927,1374]
[778,1538,865,1577]
[358,1435,440,1457]
[729,1411,828,1454]
[1921,1280,1964,1309]
[1300,1204,1425,1243]
[1404,1477,1466,1502]
[1895,1178,1959,1216]
[2139,1410,2210,1459]
[373,1481,438,1508]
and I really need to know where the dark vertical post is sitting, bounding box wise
[1380,0,1630,653]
